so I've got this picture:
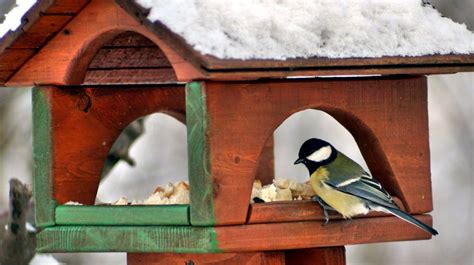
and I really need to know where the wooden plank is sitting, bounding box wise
[44,84,185,205]
[88,47,172,68]
[285,247,346,265]
[11,15,73,49]
[55,205,189,226]
[247,198,405,224]
[44,0,90,14]
[215,215,433,252]
[128,252,285,265]
[0,0,53,52]
[186,82,215,226]
[32,87,56,227]
[83,68,177,84]
[191,77,431,226]
[36,215,432,253]
[0,71,14,84]
[200,53,474,70]
[36,225,219,253]
[103,31,156,47]
[200,65,474,81]
[0,49,35,71]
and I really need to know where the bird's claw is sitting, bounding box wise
[312,196,333,225]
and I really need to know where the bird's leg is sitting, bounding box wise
[311,196,335,225]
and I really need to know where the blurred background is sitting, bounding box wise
[0,0,472,264]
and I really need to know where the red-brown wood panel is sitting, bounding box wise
[0,49,35,71]
[42,84,185,205]
[10,15,73,49]
[44,0,90,14]
[193,76,430,225]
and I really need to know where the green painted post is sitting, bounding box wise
[186,82,215,226]
[32,87,56,227]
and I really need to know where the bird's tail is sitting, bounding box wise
[372,205,438,236]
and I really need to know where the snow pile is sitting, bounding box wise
[0,0,36,38]
[136,0,474,59]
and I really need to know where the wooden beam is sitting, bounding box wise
[247,198,405,224]
[37,225,218,253]
[55,205,189,226]
[36,215,432,253]
[186,82,214,226]
[0,49,35,71]
[10,15,73,49]
[215,215,433,252]
[128,252,285,265]
[32,87,56,227]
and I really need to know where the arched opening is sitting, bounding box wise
[253,107,404,206]
[252,109,370,203]
[275,109,369,182]
[96,112,188,205]
[83,31,178,84]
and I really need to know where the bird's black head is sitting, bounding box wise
[294,138,337,174]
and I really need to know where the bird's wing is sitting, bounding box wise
[324,153,396,209]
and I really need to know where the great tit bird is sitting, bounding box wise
[294,138,438,236]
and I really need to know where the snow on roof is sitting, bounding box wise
[0,0,36,38]
[136,0,474,60]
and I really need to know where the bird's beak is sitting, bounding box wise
[294,158,304,165]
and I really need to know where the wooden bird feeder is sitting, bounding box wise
[1,0,473,264]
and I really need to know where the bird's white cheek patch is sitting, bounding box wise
[307,146,332,162]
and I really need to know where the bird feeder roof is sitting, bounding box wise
[0,0,473,85]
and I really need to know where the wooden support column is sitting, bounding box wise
[127,247,345,265]
[187,76,431,226]
[285,247,346,265]
[128,252,285,265]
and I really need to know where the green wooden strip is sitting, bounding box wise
[32,87,56,227]
[186,82,215,226]
[56,205,190,226]
[37,225,220,253]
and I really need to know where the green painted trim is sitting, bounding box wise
[56,205,189,226]
[186,82,215,226]
[37,225,220,253]
[32,87,56,227]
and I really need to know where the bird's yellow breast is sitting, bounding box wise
[310,167,369,218]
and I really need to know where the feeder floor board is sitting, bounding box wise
[55,205,189,226]
[247,198,405,224]
[36,215,432,253]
